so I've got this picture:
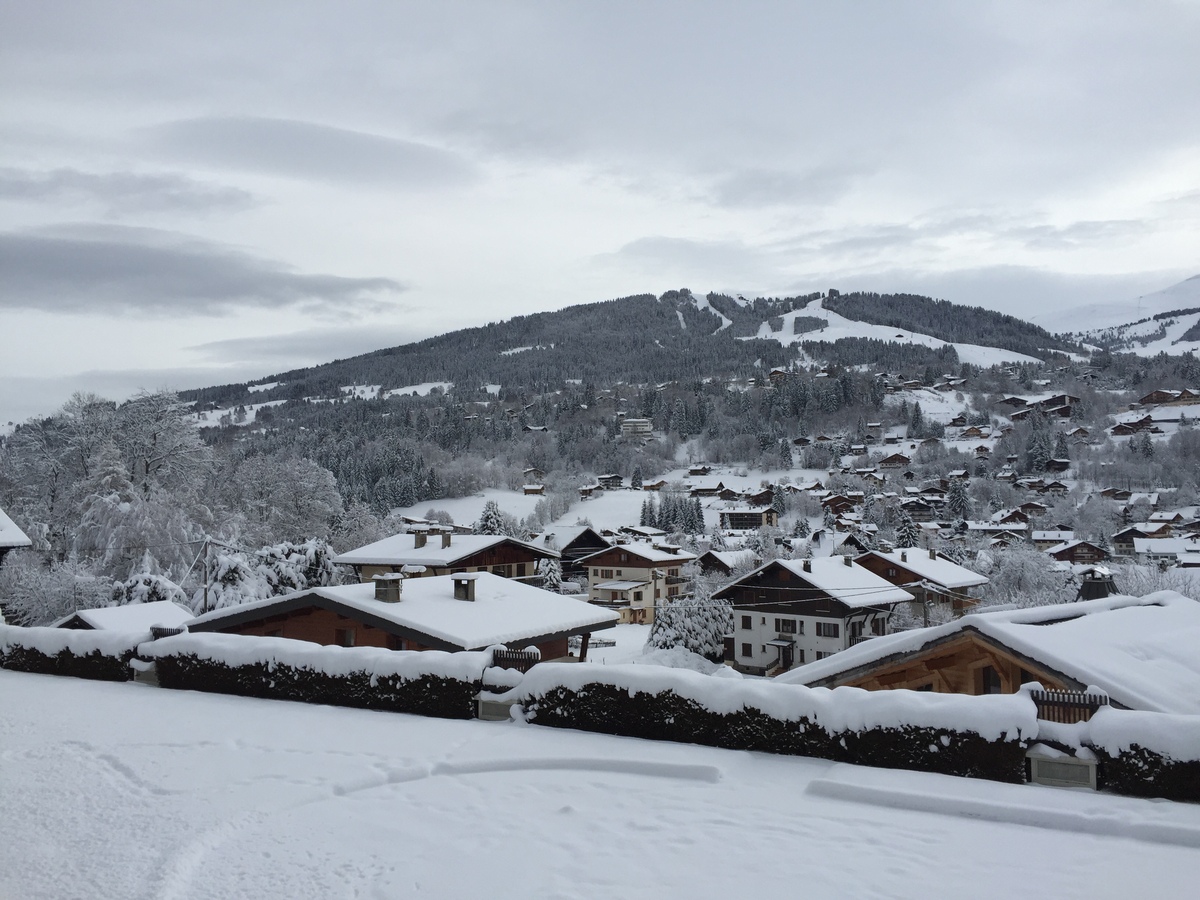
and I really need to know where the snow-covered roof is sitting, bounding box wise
[189,573,618,650]
[0,506,31,551]
[732,558,913,609]
[704,550,758,569]
[51,600,193,631]
[332,532,556,567]
[779,592,1200,714]
[577,541,696,565]
[1132,537,1200,556]
[858,549,989,590]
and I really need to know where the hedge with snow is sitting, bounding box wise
[142,632,490,719]
[495,663,1037,783]
[0,624,142,681]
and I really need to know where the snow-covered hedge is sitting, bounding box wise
[0,624,141,682]
[1040,708,1200,802]
[496,664,1036,782]
[143,633,490,719]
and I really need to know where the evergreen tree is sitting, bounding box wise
[908,402,924,438]
[475,500,506,535]
[645,587,733,662]
[792,517,810,539]
[631,465,643,490]
[947,479,970,521]
[897,514,920,548]
[1053,432,1069,459]
[538,556,563,593]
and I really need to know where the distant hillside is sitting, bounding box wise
[823,292,1074,359]
[180,287,1068,409]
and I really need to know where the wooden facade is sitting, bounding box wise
[807,629,1073,696]
[352,540,550,583]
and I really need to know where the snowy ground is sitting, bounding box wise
[3,671,1199,899]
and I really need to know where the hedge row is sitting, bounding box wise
[0,625,139,682]
[151,647,483,719]
[513,681,1029,784]
[1091,745,1200,803]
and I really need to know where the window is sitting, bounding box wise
[335,628,356,647]
[815,651,831,660]
[740,615,752,630]
[775,618,797,634]
[668,586,679,597]
[593,568,600,577]
[633,591,643,603]
[615,569,622,576]
[601,569,614,579]
[797,649,805,664]
[741,643,753,658]
[493,564,512,578]
[265,629,282,638]
[516,563,526,577]
[668,568,679,577]
[886,567,897,577]
[816,622,840,638]
[980,665,1002,695]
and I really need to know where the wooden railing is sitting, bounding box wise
[1030,688,1109,723]
[491,648,540,673]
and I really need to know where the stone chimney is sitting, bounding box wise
[929,547,937,560]
[373,572,404,603]
[900,550,908,563]
[441,531,452,549]
[843,555,852,567]
[802,559,812,572]
[453,573,479,601]
[413,531,427,549]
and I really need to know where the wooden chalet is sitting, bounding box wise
[855,548,988,616]
[186,573,618,662]
[579,541,696,623]
[533,526,611,581]
[778,594,1200,714]
[332,532,558,583]
[696,549,759,577]
[1047,540,1110,565]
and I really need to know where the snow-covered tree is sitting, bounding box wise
[111,572,187,607]
[538,556,563,593]
[475,500,506,535]
[190,550,268,614]
[631,466,643,490]
[225,454,344,547]
[645,587,733,662]
[947,479,970,521]
[896,514,920,548]
[256,539,340,596]
[0,554,113,626]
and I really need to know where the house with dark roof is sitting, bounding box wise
[332,531,558,583]
[714,557,913,677]
[578,541,697,624]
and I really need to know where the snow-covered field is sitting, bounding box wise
[3,670,1199,899]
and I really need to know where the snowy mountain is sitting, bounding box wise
[1050,275,1200,356]
[181,289,1072,410]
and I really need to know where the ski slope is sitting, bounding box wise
[753,299,1042,366]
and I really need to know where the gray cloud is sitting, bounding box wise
[0,224,405,316]
[188,325,430,366]
[710,165,865,209]
[602,236,769,284]
[0,166,254,215]
[146,116,477,187]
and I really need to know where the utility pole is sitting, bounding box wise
[202,537,210,614]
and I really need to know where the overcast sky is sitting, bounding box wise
[2,1,1198,423]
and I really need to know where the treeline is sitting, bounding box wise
[824,292,1073,359]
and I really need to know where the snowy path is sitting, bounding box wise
[2,671,1198,899]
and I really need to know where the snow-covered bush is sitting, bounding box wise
[111,572,187,607]
[256,539,341,596]
[645,586,733,663]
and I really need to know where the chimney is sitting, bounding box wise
[453,573,478,601]
[413,531,427,549]
[844,555,852,567]
[929,547,937,560]
[373,572,404,603]
[900,550,907,563]
[441,531,452,549]
[802,559,812,572]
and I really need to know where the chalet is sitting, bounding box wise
[522,467,546,482]
[777,593,1200,714]
[719,507,778,531]
[619,525,668,540]
[1032,529,1074,550]
[960,425,988,439]
[991,509,1029,526]
[52,600,192,632]
[522,424,548,433]
[696,549,759,577]
[0,505,31,566]
[820,494,856,515]
[1138,389,1199,406]
[531,526,610,581]
[1046,540,1110,566]
[688,464,713,477]
[791,436,812,447]
[946,469,969,481]
[1017,500,1050,517]
[187,572,618,662]
[898,498,937,522]
[597,474,623,490]
[578,541,697,624]
[522,484,545,496]
[1045,458,1071,474]
[948,414,968,428]
[332,532,558,583]
[578,484,599,499]
[855,548,989,616]
[879,453,910,469]
[998,396,1029,409]
[1133,537,1200,566]
[972,445,992,459]
[742,487,775,507]
[641,478,668,492]
[1067,427,1090,439]
[715,557,913,677]
[1111,524,1171,557]
[1040,480,1069,497]
[689,480,728,497]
